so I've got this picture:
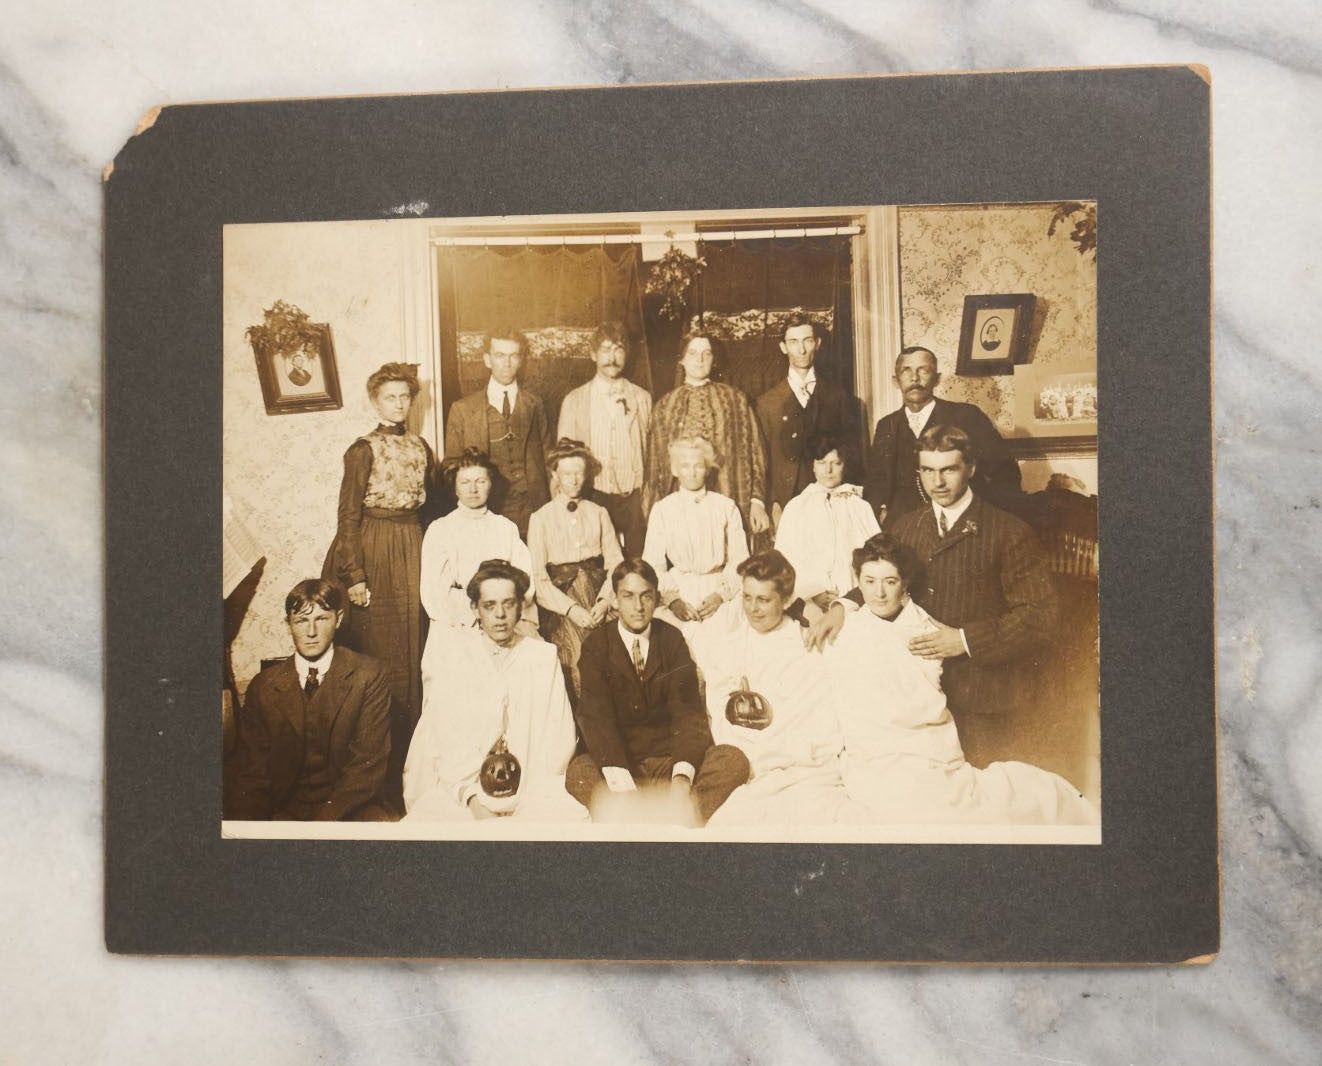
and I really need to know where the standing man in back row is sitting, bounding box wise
[863,346,1022,527]
[444,326,551,538]
[755,313,862,526]
[557,322,653,556]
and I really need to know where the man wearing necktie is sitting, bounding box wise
[814,424,1057,770]
[567,558,749,824]
[755,313,864,526]
[443,327,551,538]
[227,579,393,821]
[863,346,1024,528]
[556,322,653,556]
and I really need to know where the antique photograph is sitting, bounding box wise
[221,200,1101,845]
[247,300,344,415]
[956,292,1037,376]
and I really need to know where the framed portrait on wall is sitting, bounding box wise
[247,303,343,415]
[956,292,1036,375]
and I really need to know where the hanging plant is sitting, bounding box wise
[646,243,707,321]
[1048,202,1097,258]
[245,299,322,355]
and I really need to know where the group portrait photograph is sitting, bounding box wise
[220,199,1102,844]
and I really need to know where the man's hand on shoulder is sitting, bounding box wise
[908,621,966,660]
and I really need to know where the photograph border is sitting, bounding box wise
[105,67,1216,962]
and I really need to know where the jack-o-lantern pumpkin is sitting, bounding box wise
[479,735,522,798]
[725,676,772,730]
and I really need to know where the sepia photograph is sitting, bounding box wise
[221,200,1102,845]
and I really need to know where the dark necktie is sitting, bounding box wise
[938,511,949,537]
[632,638,645,677]
[501,390,511,419]
[304,666,320,699]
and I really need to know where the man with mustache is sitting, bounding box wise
[863,346,1023,527]
[557,322,653,556]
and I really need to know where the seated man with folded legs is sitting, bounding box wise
[692,550,865,827]
[567,558,750,825]
[403,559,585,822]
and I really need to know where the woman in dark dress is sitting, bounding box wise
[324,362,434,812]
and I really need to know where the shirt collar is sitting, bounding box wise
[294,646,334,685]
[683,377,711,388]
[787,366,816,389]
[677,485,708,502]
[592,374,626,396]
[906,399,936,433]
[807,481,861,499]
[934,488,975,528]
[486,378,519,409]
[456,504,490,519]
[618,621,652,647]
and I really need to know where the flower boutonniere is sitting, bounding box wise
[962,519,979,536]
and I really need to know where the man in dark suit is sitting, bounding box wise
[756,313,863,524]
[811,425,1057,769]
[566,558,749,824]
[226,579,393,821]
[443,327,551,537]
[863,346,1022,527]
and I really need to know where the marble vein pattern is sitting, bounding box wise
[1,1,1320,1062]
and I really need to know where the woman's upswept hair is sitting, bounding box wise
[366,362,420,399]
[441,447,497,491]
[737,549,797,601]
[852,532,923,590]
[668,435,718,468]
[545,438,603,481]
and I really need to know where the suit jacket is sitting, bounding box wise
[755,378,863,510]
[557,377,653,493]
[227,647,392,820]
[575,619,713,773]
[889,494,1058,723]
[558,378,653,447]
[444,385,551,507]
[863,397,1023,524]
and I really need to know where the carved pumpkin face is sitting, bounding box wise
[479,735,522,798]
[725,676,773,730]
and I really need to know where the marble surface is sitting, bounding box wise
[3,1,1319,1062]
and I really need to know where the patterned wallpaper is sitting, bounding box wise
[224,220,429,694]
[898,203,1097,432]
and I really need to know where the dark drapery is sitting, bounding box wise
[670,234,855,401]
[436,244,651,432]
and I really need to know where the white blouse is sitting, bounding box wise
[774,483,880,600]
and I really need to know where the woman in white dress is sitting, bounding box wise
[828,534,1098,825]
[642,436,749,635]
[419,448,537,659]
[692,550,863,827]
[773,432,880,622]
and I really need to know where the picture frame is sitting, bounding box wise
[248,314,343,415]
[1010,361,1098,454]
[956,292,1036,376]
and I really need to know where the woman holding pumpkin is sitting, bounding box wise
[690,550,864,827]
